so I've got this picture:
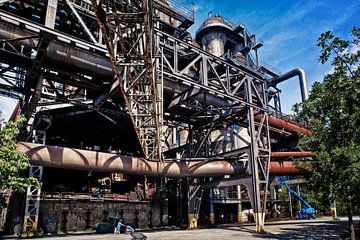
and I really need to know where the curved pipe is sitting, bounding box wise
[271,68,308,102]
[17,142,305,177]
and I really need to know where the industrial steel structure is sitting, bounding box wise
[0,0,312,236]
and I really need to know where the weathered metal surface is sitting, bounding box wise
[271,151,315,158]
[264,115,311,136]
[268,161,303,175]
[17,142,239,177]
[17,142,303,177]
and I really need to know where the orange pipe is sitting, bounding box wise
[269,161,303,175]
[17,142,306,177]
[254,114,311,136]
[271,151,315,158]
[268,115,311,136]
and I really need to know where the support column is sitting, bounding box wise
[296,185,301,211]
[209,189,215,225]
[22,130,46,237]
[45,0,58,28]
[246,77,270,233]
[22,4,55,235]
[176,179,183,227]
[237,185,242,224]
[187,179,202,229]
[273,187,278,218]
[288,190,293,219]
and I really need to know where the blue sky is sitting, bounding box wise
[181,0,360,113]
[0,0,359,120]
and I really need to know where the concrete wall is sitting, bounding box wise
[39,200,168,232]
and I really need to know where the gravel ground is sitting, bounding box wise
[1,217,359,240]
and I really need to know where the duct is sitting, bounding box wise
[17,142,305,177]
[0,21,114,79]
[270,68,308,102]
[16,142,243,177]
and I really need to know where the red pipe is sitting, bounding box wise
[16,142,306,177]
[271,151,315,158]
[268,115,311,136]
[269,161,303,175]
[254,114,311,136]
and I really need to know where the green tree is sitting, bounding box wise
[0,114,38,207]
[293,27,360,240]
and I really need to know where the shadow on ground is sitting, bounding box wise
[224,220,359,240]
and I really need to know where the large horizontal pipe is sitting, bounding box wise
[16,142,241,177]
[269,161,303,175]
[271,151,315,158]
[17,142,304,177]
[265,115,311,136]
[0,21,114,79]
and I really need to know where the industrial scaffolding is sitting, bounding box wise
[0,0,310,235]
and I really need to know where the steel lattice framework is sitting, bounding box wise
[92,0,163,161]
[0,0,276,232]
[90,0,271,229]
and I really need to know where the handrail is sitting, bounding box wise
[160,0,195,21]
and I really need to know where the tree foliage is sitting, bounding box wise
[0,115,38,194]
[293,27,360,239]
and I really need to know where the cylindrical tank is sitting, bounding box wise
[195,16,234,57]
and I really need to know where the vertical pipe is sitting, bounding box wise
[297,185,301,211]
[172,127,177,146]
[174,41,178,73]
[273,187,278,218]
[45,0,58,29]
[201,55,208,86]
[288,190,293,218]
[237,185,242,224]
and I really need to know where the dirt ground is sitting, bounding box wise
[1,217,359,240]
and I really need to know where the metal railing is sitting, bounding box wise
[161,0,195,21]
[260,61,281,76]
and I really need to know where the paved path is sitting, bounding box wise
[2,217,358,240]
